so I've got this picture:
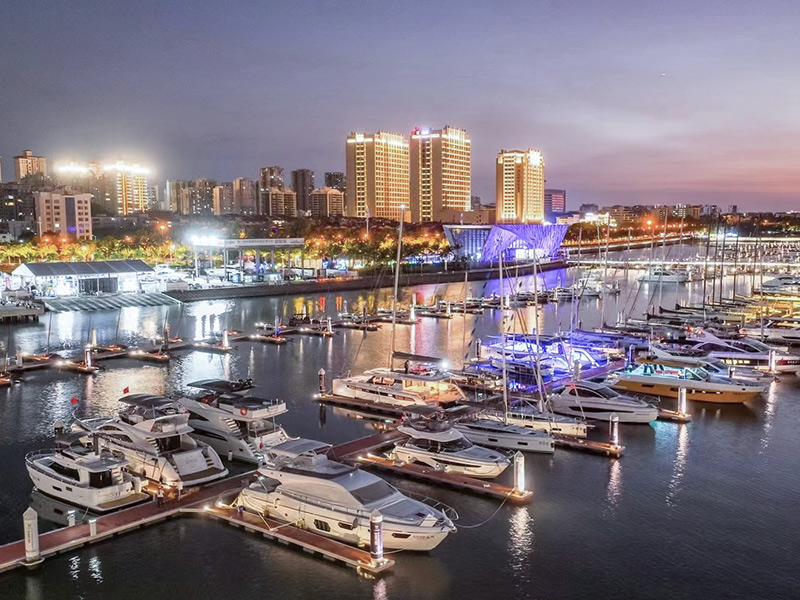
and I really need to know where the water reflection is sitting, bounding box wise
[508,507,534,587]
[760,381,779,451]
[604,459,622,518]
[666,424,689,507]
[88,555,103,583]
[372,578,388,600]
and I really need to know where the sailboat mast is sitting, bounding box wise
[499,249,509,423]
[388,207,405,368]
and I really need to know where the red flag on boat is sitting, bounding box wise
[123,386,130,394]
[70,397,79,404]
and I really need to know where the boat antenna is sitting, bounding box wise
[388,206,405,368]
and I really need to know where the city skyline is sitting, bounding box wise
[1,2,798,210]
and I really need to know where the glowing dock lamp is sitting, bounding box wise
[84,346,93,368]
[445,301,452,316]
[609,413,620,447]
[89,518,98,538]
[409,302,416,321]
[221,329,230,349]
[678,386,688,416]
[327,317,333,334]
[572,358,581,381]
[318,368,326,393]
[90,328,97,348]
[369,510,384,565]
[626,344,635,367]
[768,350,777,373]
[513,451,526,494]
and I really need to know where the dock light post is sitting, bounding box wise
[318,369,326,393]
[513,451,526,493]
[89,518,97,538]
[221,329,229,349]
[627,345,635,367]
[768,350,777,373]
[609,413,620,447]
[67,510,76,527]
[327,317,333,334]
[475,338,482,359]
[84,346,93,368]
[409,302,416,322]
[573,358,581,381]
[678,387,688,416]
[90,328,97,348]
[369,510,384,564]
[445,302,451,317]
[16,349,24,366]
[274,316,280,335]
[23,507,42,565]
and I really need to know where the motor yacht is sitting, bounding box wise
[389,417,510,478]
[650,345,774,384]
[233,438,456,551]
[73,394,228,487]
[637,269,689,283]
[453,416,555,453]
[549,381,659,423]
[331,366,467,409]
[178,379,292,464]
[26,435,148,513]
[607,359,766,403]
[485,407,589,438]
[740,323,800,345]
[684,331,800,373]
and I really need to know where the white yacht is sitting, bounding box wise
[685,331,800,373]
[233,438,456,551]
[331,367,467,409]
[486,406,589,438]
[637,269,689,283]
[26,436,148,513]
[650,345,774,384]
[389,418,510,479]
[73,394,228,487]
[454,417,555,453]
[740,323,800,345]
[549,381,659,423]
[179,379,291,464]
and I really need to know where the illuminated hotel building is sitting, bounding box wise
[105,162,149,215]
[346,131,409,221]
[410,126,471,222]
[496,149,545,223]
[14,150,48,181]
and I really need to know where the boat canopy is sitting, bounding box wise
[119,394,176,409]
[188,379,255,394]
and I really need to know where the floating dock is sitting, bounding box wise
[553,435,624,458]
[0,473,392,576]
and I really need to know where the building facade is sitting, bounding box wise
[324,171,345,192]
[410,126,471,222]
[495,149,545,223]
[233,177,257,215]
[213,182,235,215]
[259,187,297,218]
[291,169,315,213]
[35,191,92,240]
[259,166,284,192]
[544,189,566,217]
[106,162,149,215]
[309,186,345,218]
[346,131,409,221]
[14,150,48,181]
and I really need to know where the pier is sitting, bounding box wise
[0,473,392,576]
[0,302,44,324]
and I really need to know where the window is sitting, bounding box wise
[350,480,396,504]
[50,461,80,481]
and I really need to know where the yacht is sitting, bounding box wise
[26,435,149,513]
[73,394,228,487]
[233,438,456,551]
[683,331,800,373]
[454,416,555,453]
[607,359,766,403]
[740,323,800,345]
[486,407,589,438]
[650,345,774,384]
[331,367,467,409]
[637,269,689,283]
[389,417,510,478]
[549,381,659,423]
[178,379,292,464]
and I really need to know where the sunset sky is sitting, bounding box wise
[1,0,798,210]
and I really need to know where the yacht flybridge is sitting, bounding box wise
[390,416,510,478]
[179,379,291,464]
[26,435,148,513]
[549,381,659,423]
[233,438,456,551]
[73,394,228,487]
[607,359,766,403]
[331,366,466,409]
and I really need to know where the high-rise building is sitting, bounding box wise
[495,149,545,223]
[310,187,345,218]
[259,166,284,192]
[470,195,482,211]
[190,179,216,215]
[324,172,345,192]
[346,131,409,221]
[35,191,92,239]
[544,189,566,216]
[0,183,36,227]
[410,126,471,222]
[728,204,738,215]
[213,183,235,215]
[103,162,149,215]
[291,169,315,213]
[233,177,257,215]
[14,150,48,181]
[260,187,297,218]
[165,180,189,213]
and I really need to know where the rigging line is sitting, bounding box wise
[455,492,512,529]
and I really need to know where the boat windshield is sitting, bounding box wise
[349,479,397,505]
[594,386,619,399]
[441,437,473,452]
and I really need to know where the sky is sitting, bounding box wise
[1,0,799,210]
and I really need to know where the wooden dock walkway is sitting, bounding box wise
[0,472,391,576]
[554,435,624,458]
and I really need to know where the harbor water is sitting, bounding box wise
[2,250,799,599]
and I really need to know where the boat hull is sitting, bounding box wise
[390,446,509,479]
[455,425,554,453]
[27,465,147,513]
[611,378,761,403]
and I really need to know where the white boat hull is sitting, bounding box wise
[455,424,555,453]
[389,446,508,479]
[27,465,145,513]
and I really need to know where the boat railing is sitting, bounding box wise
[25,451,91,488]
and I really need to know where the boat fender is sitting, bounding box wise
[240,407,248,416]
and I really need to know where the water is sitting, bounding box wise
[2,249,800,599]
